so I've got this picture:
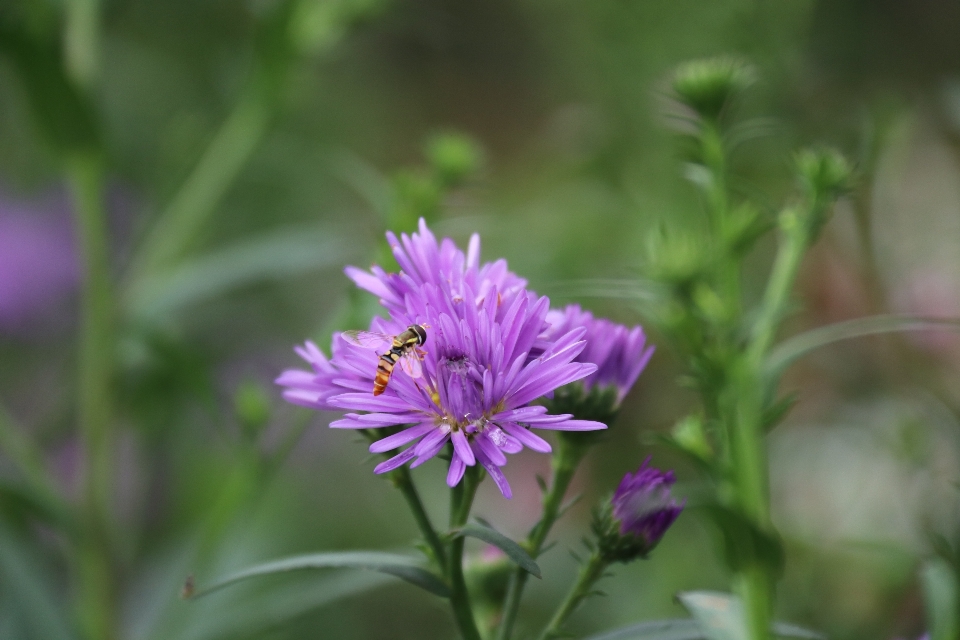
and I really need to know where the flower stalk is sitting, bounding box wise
[391,465,448,572]
[68,152,117,640]
[537,550,607,640]
[496,435,587,640]
[448,465,484,640]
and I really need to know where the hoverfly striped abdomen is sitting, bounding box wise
[371,324,428,396]
[343,324,428,396]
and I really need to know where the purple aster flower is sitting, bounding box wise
[543,304,654,405]
[0,194,79,331]
[593,458,684,562]
[277,220,606,498]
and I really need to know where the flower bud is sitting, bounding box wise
[672,57,755,121]
[592,458,684,563]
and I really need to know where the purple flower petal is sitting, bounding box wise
[450,429,476,466]
[500,423,552,453]
[447,454,467,486]
[369,423,435,453]
[374,448,418,474]
[532,419,607,431]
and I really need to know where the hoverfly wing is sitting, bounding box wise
[398,350,424,379]
[341,330,394,352]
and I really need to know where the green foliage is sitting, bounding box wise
[677,592,826,640]
[233,380,272,437]
[188,551,451,599]
[453,524,541,579]
[922,558,960,640]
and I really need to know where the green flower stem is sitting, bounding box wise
[64,0,101,88]
[729,206,820,640]
[496,436,587,640]
[391,466,447,572]
[536,550,608,640]
[68,153,117,640]
[701,121,729,231]
[736,563,774,640]
[363,430,447,572]
[748,210,810,370]
[448,465,483,640]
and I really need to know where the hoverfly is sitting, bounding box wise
[342,324,428,396]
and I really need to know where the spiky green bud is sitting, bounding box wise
[672,57,756,121]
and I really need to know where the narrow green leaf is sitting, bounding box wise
[543,278,667,303]
[761,393,798,432]
[0,521,74,640]
[767,315,960,376]
[922,558,959,640]
[582,618,704,640]
[328,150,392,219]
[772,621,828,639]
[677,591,747,640]
[165,571,395,640]
[126,224,359,318]
[678,592,826,640]
[187,551,450,599]
[453,524,541,578]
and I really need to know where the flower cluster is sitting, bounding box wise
[278,220,609,498]
[593,458,684,562]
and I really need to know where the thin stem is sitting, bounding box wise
[496,437,587,640]
[537,551,608,640]
[748,210,810,369]
[64,0,101,89]
[67,152,117,640]
[448,465,483,640]
[391,466,447,572]
[362,430,447,572]
[727,207,819,640]
[128,82,273,283]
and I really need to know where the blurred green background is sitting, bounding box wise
[2,0,960,639]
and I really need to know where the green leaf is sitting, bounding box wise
[0,520,74,640]
[452,524,541,579]
[187,551,450,599]
[328,150,392,219]
[772,621,828,639]
[922,558,959,640]
[582,618,704,640]
[126,224,359,319]
[761,393,798,432]
[677,591,747,640]
[0,480,73,535]
[767,315,960,376]
[677,592,826,640]
[161,571,395,640]
[695,505,784,577]
[543,278,667,303]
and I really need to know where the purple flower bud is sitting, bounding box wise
[594,458,684,562]
[612,458,684,544]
